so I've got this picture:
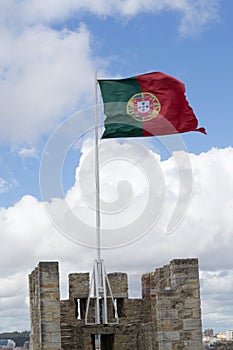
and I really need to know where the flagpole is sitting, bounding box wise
[94,71,102,325]
[85,72,118,326]
[94,71,101,263]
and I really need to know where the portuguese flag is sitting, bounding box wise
[98,72,206,138]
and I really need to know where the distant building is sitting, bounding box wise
[0,339,16,348]
[216,333,226,341]
[203,333,216,347]
[226,330,233,340]
[204,329,214,337]
[23,341,30,349]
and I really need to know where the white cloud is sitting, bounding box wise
[10,146,37,158]
[0,178,9,193]
[18,148,37,158]
[0,23,97,143]
[1,0,220,35]
[177,0,220,36]
[0,0,221,144]
[0,177,17,194]
[0,144,233,332]
[200,269,233,331]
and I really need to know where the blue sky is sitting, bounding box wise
[0,0,233,335]
[1,0,232,207]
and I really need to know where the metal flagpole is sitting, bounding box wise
[85,72,119,328]
[94,71,101,263]
[94,71,102,325]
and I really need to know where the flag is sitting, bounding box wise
[98,72,206,138]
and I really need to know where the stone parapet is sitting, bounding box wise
[29,258,203,350]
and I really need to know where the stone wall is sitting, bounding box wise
[142,258,203,350]
[29,258,203,350]
[29,262,61,350]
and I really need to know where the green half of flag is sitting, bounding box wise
[98,72,206,138]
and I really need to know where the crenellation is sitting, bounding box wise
[69,272,90,299]
[141,272,151,298]
[29,258,203,350]
[107,272,128,298]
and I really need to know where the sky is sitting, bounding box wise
[0,0,233,335]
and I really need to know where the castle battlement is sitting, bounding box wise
[29,258,203,350]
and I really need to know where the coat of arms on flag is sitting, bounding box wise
[127,92,161,122]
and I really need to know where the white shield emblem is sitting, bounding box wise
[137,100,150,114]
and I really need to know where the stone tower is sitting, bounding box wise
[29,258,203,350]
[29,262,61,350]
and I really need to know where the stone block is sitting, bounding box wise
[158,340,172,350]
[184,298,200,309]
[180,329,202,341]
[157,331,180,341]
[183,339,203,350]
[157,298,172,308]
[183,318,202,330]
[157,309,178,320]
[192,308,201,318]
[158,319,183,332]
